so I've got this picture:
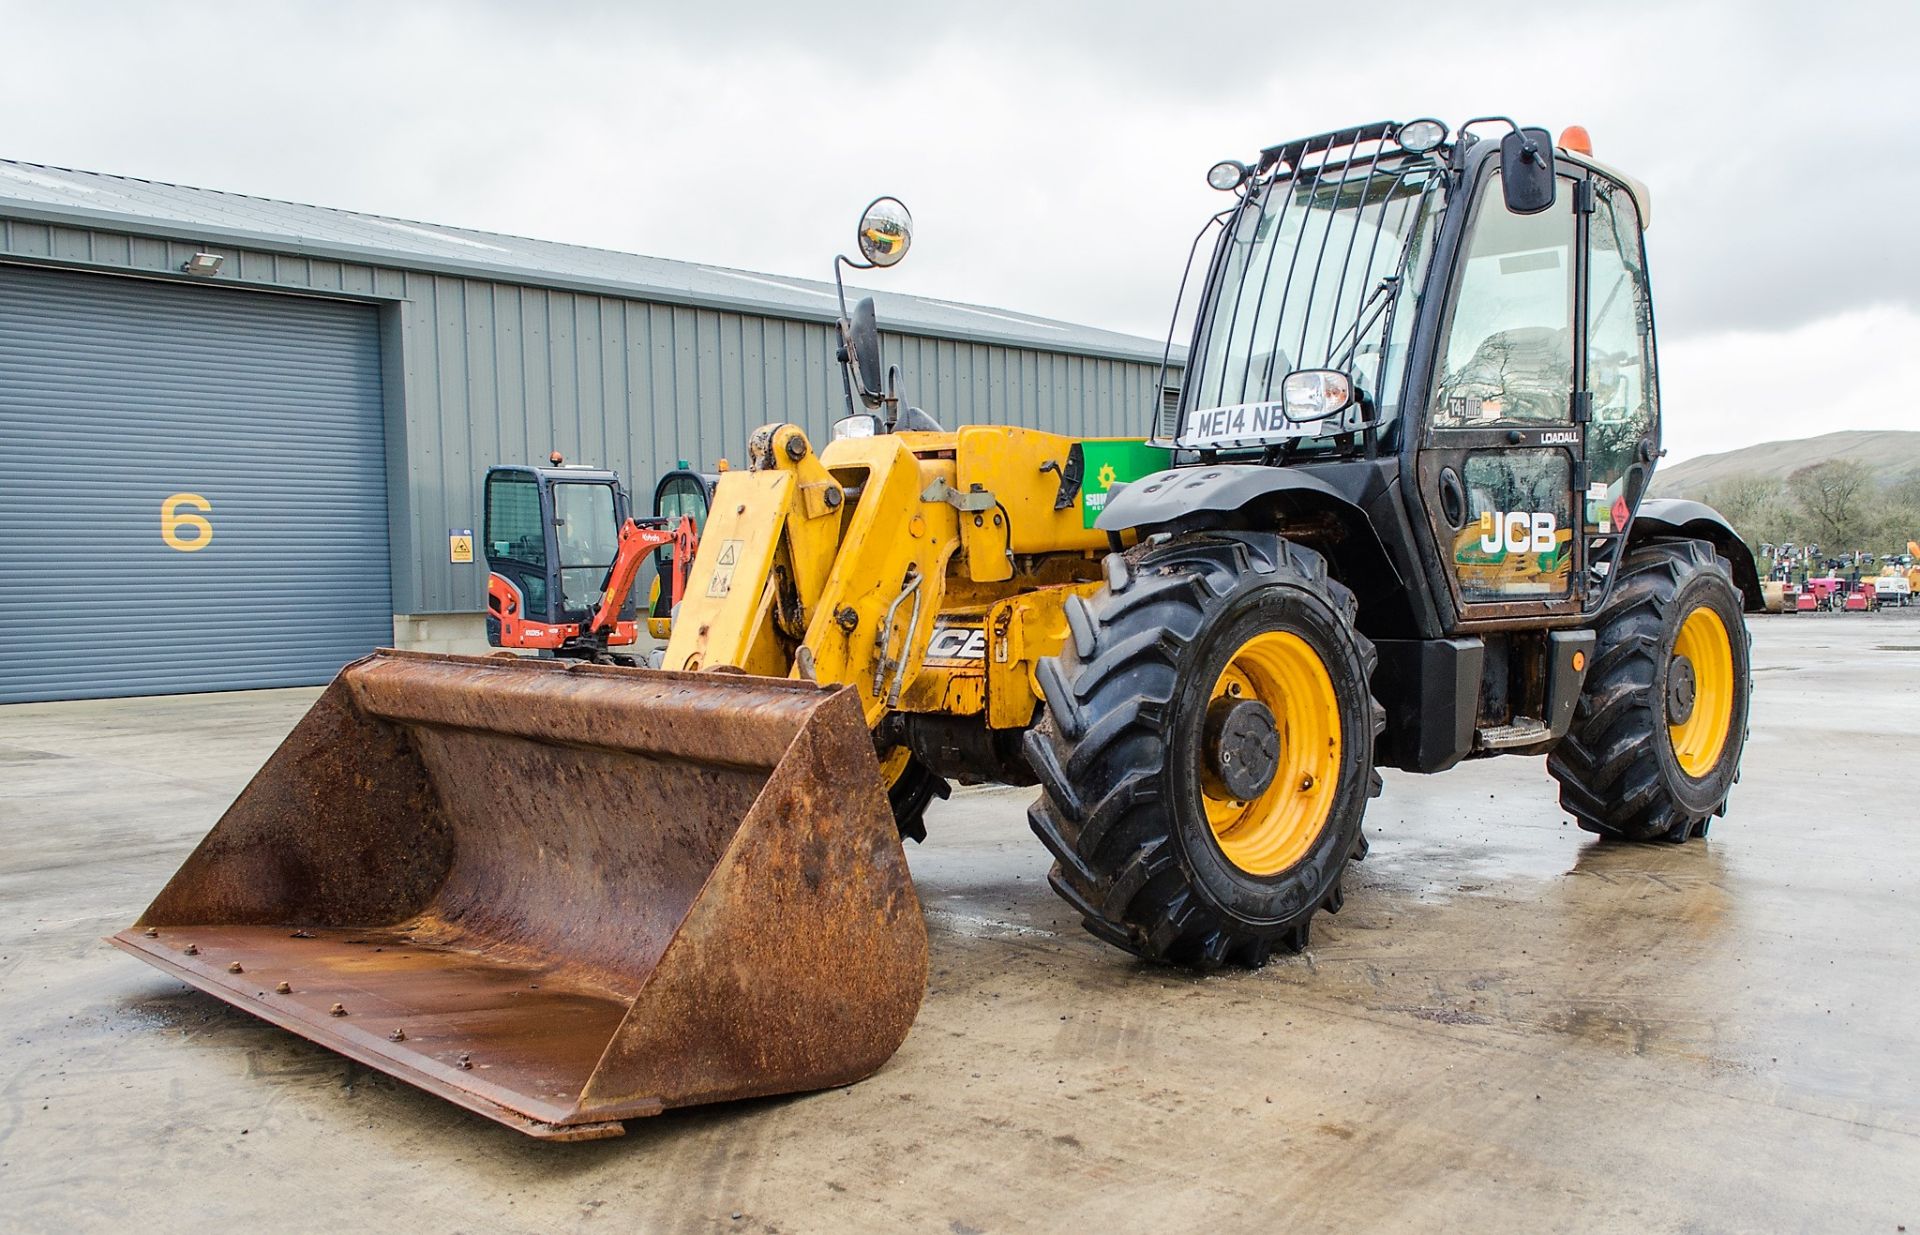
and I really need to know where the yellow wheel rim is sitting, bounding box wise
[1668,605,1734,778]
[1201,631,1342,876]
[879,746,912,790]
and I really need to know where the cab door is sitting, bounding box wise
[1580,176,1661,597]
[483,467,558,623]
[1415,161,1589,624]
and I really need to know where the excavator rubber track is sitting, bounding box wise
[111,650,926,1140]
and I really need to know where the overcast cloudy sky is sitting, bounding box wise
[2,0,1910,462]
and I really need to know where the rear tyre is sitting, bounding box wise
[881,747,949,843]
[1025,533,1383,970]
[1548,538,1750,843]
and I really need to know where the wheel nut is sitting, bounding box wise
[1300,775,1316,791]
[329,1003,347,1017]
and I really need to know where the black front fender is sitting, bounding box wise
[1632,498,1764,612]
[1094,464,1351,533]
[1092,462,1422,637]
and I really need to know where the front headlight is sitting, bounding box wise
[833,413,880,440]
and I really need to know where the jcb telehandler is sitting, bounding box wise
[116,119,1758,1140]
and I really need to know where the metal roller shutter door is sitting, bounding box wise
[0,264,392,702]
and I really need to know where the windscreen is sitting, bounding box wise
[655,475,710,533]
[1177,154,1441,451]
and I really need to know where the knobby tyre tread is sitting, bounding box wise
[1025,533,1383,970]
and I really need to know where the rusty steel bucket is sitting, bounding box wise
[110,650,927,1140]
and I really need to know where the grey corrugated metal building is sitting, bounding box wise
[0,159,1178,702]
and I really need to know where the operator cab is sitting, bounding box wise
[1153,118,1663,628]
[483,460,717,652]
[483,463,631,639]
[646,465,719,628]
[652,466,716,535]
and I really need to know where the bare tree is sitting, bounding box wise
[1703,472,1791,549]
[1870,469,1920,551]
[1788,459,1873,548]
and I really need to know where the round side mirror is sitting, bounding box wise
[1280,369,1355,423]
[857,197,913,267]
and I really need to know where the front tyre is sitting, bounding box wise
[1025,534,1382,970]
[1548,538,1751,842]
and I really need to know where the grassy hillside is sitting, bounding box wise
[1651,430,1920,499]
[1646,430,1920,558]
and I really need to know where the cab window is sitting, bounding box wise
[485,473,546,566]
[553,482,619,612]
[1431,171,1575,427]
[1585,179,1659,531]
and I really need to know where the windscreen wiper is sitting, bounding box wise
[1327,274,1400,372]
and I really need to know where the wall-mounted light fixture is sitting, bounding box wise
[182,251,224,276]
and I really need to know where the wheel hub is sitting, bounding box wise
[1666,655,1696,725]
[1202,696,1280,802]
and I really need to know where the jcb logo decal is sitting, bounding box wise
[1479,510,1557,555]
[161,492,214,552]
[925,624,987,663]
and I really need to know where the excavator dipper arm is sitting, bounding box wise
[585,515,697,639]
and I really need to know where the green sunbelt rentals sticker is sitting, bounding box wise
[1078,440,1172,529]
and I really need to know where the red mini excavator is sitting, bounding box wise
[482,457,713,664]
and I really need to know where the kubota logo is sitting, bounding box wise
[1479,510,1559,554]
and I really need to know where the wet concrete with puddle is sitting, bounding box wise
[2,610,1915,1232]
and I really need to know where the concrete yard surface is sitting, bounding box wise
[2,611,1917,1233]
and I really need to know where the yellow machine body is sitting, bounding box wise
[663,422,1129,739]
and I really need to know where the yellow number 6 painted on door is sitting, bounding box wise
[161,492,214,552]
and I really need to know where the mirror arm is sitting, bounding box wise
[1458,115,1522,142]
[836,337,861,422]
[832,254,877,421]
[832,252,871,324]
[883,364,903,430]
